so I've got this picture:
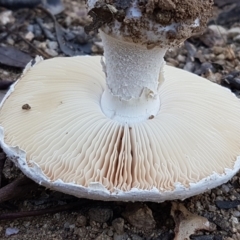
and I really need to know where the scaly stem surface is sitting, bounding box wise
[100,31,166,123]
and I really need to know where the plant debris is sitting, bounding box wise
[215,200,240,209]
[171,203,216,240]
[0,46,32,68]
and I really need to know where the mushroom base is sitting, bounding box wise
[0,56,240,202]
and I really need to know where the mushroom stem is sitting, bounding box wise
[100,30,166,123]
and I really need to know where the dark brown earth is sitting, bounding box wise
[145,0,213,28]
[86,0,213,47]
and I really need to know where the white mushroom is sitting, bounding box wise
[0,0,240,202]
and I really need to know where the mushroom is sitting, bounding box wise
[0,0,240,202]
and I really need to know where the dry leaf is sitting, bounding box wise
[171,202,216,240]
[0,46,32,68]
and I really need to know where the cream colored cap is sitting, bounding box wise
[0,56,240,202]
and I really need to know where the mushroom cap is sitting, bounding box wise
[86,0,213,47]
[0,56,240,202]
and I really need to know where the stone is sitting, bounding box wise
[95,232,112,240]
[234,35,240,43]
[47,40,58,50]
[114,232,128,240]
[227,27,240,38]
[0,11,15,25]
[122,204,156,231]
[221,184,230,193]
[76,215,87,227]
[233,211,240,217]
[88,207,113,223]
[112,218,124,235]
[131,234,143,240]
[45,48,58,57]
[25,32,35,41]
[5,228,19,237]
[208,25,227,35]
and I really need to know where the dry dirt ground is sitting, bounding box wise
[0,0,240,239]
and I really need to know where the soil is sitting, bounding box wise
[0,0,240,240]
[87,0,213,47]
[146,0,212,27]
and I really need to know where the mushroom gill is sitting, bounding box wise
[1,56,240,201]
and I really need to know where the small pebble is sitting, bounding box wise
[25,32,35,41]
[23,221,30,228]
[177,54,186,63]
[45,48,58,57]
[167,58,179,67]
[95,232,112,240]
[76,215,87,227]
[0,11,14,25]
[131,234,143,240]
[69,224,75,230]
[5,227,19,237]
[230,216,239,227]
[216,53,225,60]
[102,223,108,229]
[234,35,240,43]
[221,184,230,193]
[47,40,58,50]
[112,218,124,235]
[122,204,156,231]
[208,205,217,212]
[208,25,227,35]
[27,24,34,32]
[184,62,195,72]
[88,208,113,223]
[213,46,224,55]
[64,222,70,229]
[6,37,14,45]
[107,229,114,237]
[233,211,240,217]
[114,232,128,240]
[76,227,87,238]
[227,27,240,38]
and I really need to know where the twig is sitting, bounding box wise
[37,6,55,22]
[0,176,37,204]
[17,34,51,59]
[37,6,85,56]
[0,200,87,220]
